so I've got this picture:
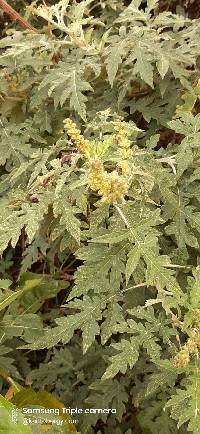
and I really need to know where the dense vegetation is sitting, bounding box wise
[0,0,200,433]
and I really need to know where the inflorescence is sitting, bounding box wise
[63,117,132,204]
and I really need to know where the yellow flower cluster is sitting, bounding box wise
[118,159,129,177]
[63,118,90,160]
[173,347,190,368]
[174,329,200,368]
[88,159,128,204]
[114,119,133,161]
[63,117,132,204]
[100,171,128,204]
[114,119,133,179]
[88,159,105,191]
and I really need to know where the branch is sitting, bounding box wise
[0,0,37,32]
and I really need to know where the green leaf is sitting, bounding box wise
[67,68,93,121]
[86,378,128,422]
[0,290,25,313]
[165,365,200,432]
[125,246,141,284]
[134,370,177,406]
[105,40,125,87]
[145,0,159,14]
[101,302,125,344]
[0,280,12,290]
[134,41,154,88]
[156,55,169,79]
[53,195,80,244]
[189,267,200,310]
[0,278,42,313]
[102,337,140,379]
[14,273,68,314]
[20,295,107,353]
[0,205,25,254]
[90,229,130,244]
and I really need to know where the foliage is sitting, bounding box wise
[0,0,200,433]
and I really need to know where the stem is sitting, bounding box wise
[0,368,21,392]
[122,282,147,293]
[0,0,37,32]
